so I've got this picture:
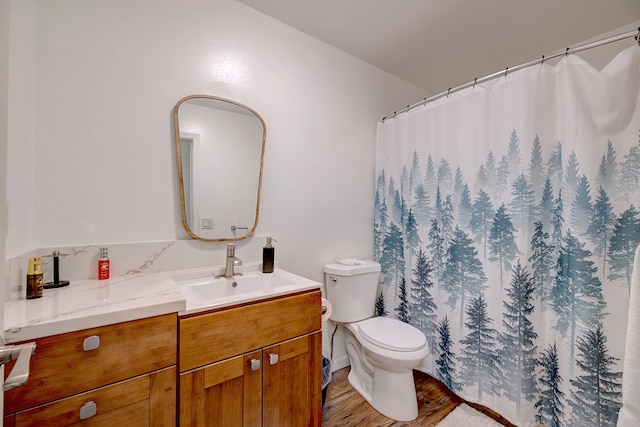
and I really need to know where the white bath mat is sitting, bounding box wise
[437,403,504,427]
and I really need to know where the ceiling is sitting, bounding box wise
[238,0,640,95]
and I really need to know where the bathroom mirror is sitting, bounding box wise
[174,95,266,241]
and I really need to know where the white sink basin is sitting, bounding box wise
[173,265,321,314]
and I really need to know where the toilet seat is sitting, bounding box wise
[358,317,426,352]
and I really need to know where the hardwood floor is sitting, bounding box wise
[321,367,517,426]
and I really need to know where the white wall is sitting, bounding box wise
[1,0,11,407]
[6,0,36,259]
[6,0,425,281]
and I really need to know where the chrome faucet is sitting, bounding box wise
[218,244,242,278]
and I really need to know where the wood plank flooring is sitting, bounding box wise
[321,367,517,426]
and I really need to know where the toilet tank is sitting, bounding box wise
[324,261,381,323]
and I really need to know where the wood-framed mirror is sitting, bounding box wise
[174,95,266,241]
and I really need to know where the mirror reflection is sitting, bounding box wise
[174,95,265,241]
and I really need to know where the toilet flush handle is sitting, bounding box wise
[328,276,337,285]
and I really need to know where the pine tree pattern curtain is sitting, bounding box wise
[374,46,640,426]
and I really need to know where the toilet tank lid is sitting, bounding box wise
[323,260,380,275]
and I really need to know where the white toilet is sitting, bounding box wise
[324,261,428,421]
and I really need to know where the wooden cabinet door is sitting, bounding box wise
[149,367,177,427]
[262,332,322,427]
[180,350,262,427]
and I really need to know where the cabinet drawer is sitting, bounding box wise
[15,372,151,426]
[5,313,177,414]
[180,290,321,372]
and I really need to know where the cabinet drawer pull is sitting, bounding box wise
[250,358,261,371]
[269,353,279,365]
[80,400,97,419]
[83,335,100,351]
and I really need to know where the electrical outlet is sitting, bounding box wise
[201,218,213,229]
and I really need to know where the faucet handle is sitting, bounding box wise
[226,244,236,257]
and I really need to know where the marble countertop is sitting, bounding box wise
[4,273,186,343]
[4,262,322,343]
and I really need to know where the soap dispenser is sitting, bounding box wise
[262,237,275,273]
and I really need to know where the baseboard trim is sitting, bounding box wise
[330,355,350,372]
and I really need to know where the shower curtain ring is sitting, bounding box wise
[447,88,451,97]
[541,54,545,65]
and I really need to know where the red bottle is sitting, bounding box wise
[98,247,110,280]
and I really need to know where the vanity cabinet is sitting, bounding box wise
[179,289,322,426]
[3,313,177,426]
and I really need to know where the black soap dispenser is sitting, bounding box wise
[262,237,275,273]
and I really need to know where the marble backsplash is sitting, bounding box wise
[5,239,271,303]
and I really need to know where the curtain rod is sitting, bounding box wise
[382,27,640,122]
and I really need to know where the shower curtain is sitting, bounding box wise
[374,45,640,427]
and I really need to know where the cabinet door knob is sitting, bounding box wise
[269,353,279,365]
[83,335,100,351]
[80,401,97,419]
[250,358,261,371]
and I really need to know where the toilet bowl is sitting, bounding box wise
[324,261,428,421]
[343,317,428,421]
